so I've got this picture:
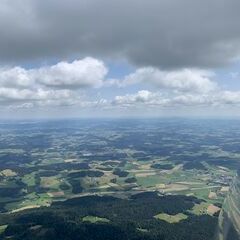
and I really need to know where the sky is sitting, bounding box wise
[1,0,240,119]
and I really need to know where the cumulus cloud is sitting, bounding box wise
[0,87,106,109]
[0,56,111,109]
[34,58,107,88]
[0,55,239,112]
[112,90,240,108]
[113,90,167,107]
[0,88,72,102]
[0,67,33,88]
[217,91,240,105]
[117,68,217,93]
[0,58,107,89]
[0,57,109,108]
[0,52,239,114]
[0,58,217,95]
[0,0,240,68]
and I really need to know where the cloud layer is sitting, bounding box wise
[118,68,217,93]
[112,90,240,108]
[0,57,240,116]
[1,0,240,69]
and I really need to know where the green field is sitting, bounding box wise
[154,213,188,223]
[82,216,110,224]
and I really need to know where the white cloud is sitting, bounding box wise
[216,91,240,105]
[118,68,217,93]
[112,90,240,108]
[34,58,107,88]
[0,57,109,107]
[0,56,240,115]
[0,57,107,89]
[113,90,168,107]
[0,87,72,102]
[0,58,217,95]
[0,67,33,88]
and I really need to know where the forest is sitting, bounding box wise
[0,192,218,240]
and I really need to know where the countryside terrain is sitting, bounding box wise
[0,119,239,239]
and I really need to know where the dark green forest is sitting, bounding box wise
[0,192,218,240]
